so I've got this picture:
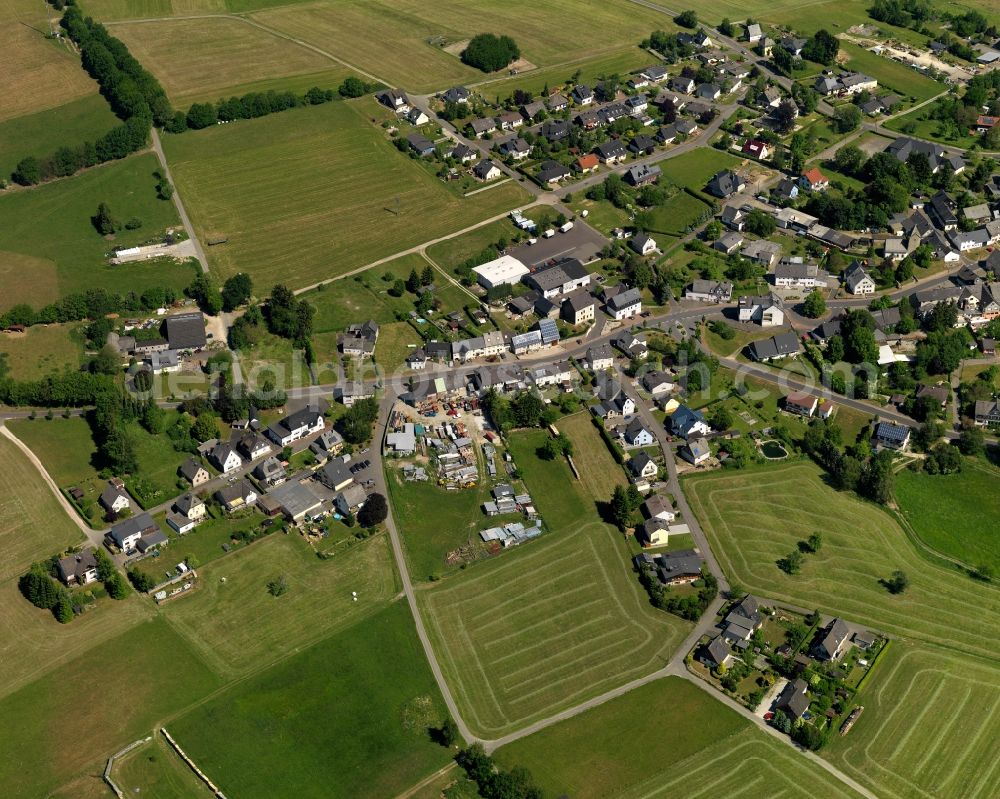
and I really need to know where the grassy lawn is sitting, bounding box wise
[494,676,864,799]
[125,416,197,508]
[683,462,1000,660]
[169,601,453,799]
[239,331,308,391]
[0,323,85,380]
[884,105,978,150]
[425,218,520,275]
[0,433,85,582]
[645,192,712,236]
[163,99,530,292]
[162,532,398,678]
[0,616,223,798]
[374,320,424,372]
[894,460,1000,572]
[0,95,118,179]
[111,17,358,105]
[0,153,196,311]
[704,325,772,358]
[420,426,688,738]
[557,411,628,499]
[661,148,742,196]
[839,42,943,103]
[1,0,104,123]
[572,197,630,235]
[251,0,673,93]
[113,734,215,798]
[7,416,104,521]
[825,642,1000,799]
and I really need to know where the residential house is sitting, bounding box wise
[584,344,614,371]
[637,518,670,547]
[611,328,648,359]
[136,529,167,554]
[377,89,409,112]
[106,513,158,555]
[406,133,436,157]
[748,331,802,361]
[576,153,599,173]
[641,370,674,397]
[669,76,695,94]
[406,107,429,126]
[630,232,657,256]
[814,618,851,661]
[469,117,497,137]
[99,483,130,515]
[237,431,270,462]
[335,484,368,516]
[745,22,763,42]
[800,168,829,191]
[742,239,781,268]
[626,94,649,116]
[546,93,569,111]
[707,170,745,198]
[214,479,258,513]
[605,287,642,320]
[56,550,99,586]
[628,134,657,156]
[780,36,807,57]
[703,636,733,670]
[844,262,876,295]
[974,399,1000,426]
[174,492,206,521]
[776,679,810,721]
[651,549,704,584]
[442,86,469,104]
[714,232,744,255]
[772,178,799,203]
[675,118,699,136]
[643,494,676,522]
[623,418,654,447]
[538,160,571,184]
[668,405,710,439]
[742,139,770,160]
[738,294,784,327]
[873,421,911,450]
[680,437,710,465]
[886,138,965,174]
[628,451,659,480]
[520,100,545,119]
[773,259,828,289]
[625,164,662,188]
[473,159,502,181]
[595,139,627,164]
[721,205,745,231]
[723,595,763,646]
[179,458,209,487]
[784,392,818,417]
[341,320,380,356]
[253,456,287,487]
[495,110,523,131]
[684,280,733,303]
[641,64,669,82]
[561,291,596,326]
[267,402,327,446]
[208,441,242,474]
[572,84,594,105]
[696,83,721,101]
[450,142,477,163]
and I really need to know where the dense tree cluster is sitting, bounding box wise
[337,397,379,444]
[481,389,555,434]
[19,564,74,623]
[264,284,315,346]
[460,33,520,72]
[638,563,718,620]
[802,29,840,65]
[0,284,180,332]
[643,30,696,63]
[221,272,253,312]
[174,86,339,132]
[455,744,542,799]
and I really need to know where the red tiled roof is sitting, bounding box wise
[802,167,828,184]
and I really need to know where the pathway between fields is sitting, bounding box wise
[150,128,209,273]
[0,424,106,550]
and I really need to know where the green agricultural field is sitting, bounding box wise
[826,643,1000,799]
[895,460,1000,572]
[113,735,215,799]
[169,601,452,799]
[252,0,674,92]
[420,426,688,738]
[7,417,103,511]
[0,616,223,798]
[110,17,357,105]
[0,432,84,582]
[0,323,85,380]
[162,532,398,677]
[163,100,530,291]
[2,0,104,122]
[0,153,196,310]
[0,95,118,180]
[684,462,1000,660]
[839,42,943,103]
[662,148,742,195]
[494,676,864,799]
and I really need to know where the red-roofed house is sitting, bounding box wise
[784,392,818,417]
[800,168,829,191]
[974,115,1000,134]
[576,153,600,173]
[742,139,770,160]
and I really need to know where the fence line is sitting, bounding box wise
[104,735,152,798]
[161,727,229,798]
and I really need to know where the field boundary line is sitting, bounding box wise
[161,727,228,797]
[104,735,152,798]
[464,178,511,197]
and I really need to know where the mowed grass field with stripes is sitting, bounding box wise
[162,99,530,292]
[683,463,1000,660]
[420,425,687,738]
[494,677,867,799]
[826,644,1000,799]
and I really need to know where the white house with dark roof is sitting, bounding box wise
[605,288,642,320]
[57,550,99,586]
[267,402,327,447]
[208,441,243,473]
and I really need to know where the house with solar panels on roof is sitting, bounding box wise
[872,421,911,451]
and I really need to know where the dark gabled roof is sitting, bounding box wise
[606,287,642,311]
[108,513,157,545]
[749,331,801,360]
[165,312,206,350]
[595,139,626,158]
[875,421,910,442]
[180,458,206,480]
[656,549,704,580]
[57,550,98,582]
[817,618,851,657]
[625,417,650,441]
[707,170,743,198]
[629,451,655,476]
[706,635,731,665]
[528,258,589,291]
[777,678,810,718]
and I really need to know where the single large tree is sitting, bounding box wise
[358,493,388,528]
[221,272,253,312]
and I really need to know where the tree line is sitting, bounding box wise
[11,3,172,186]
[19,548,128,623]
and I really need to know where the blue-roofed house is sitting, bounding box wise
[668,405,711,439]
